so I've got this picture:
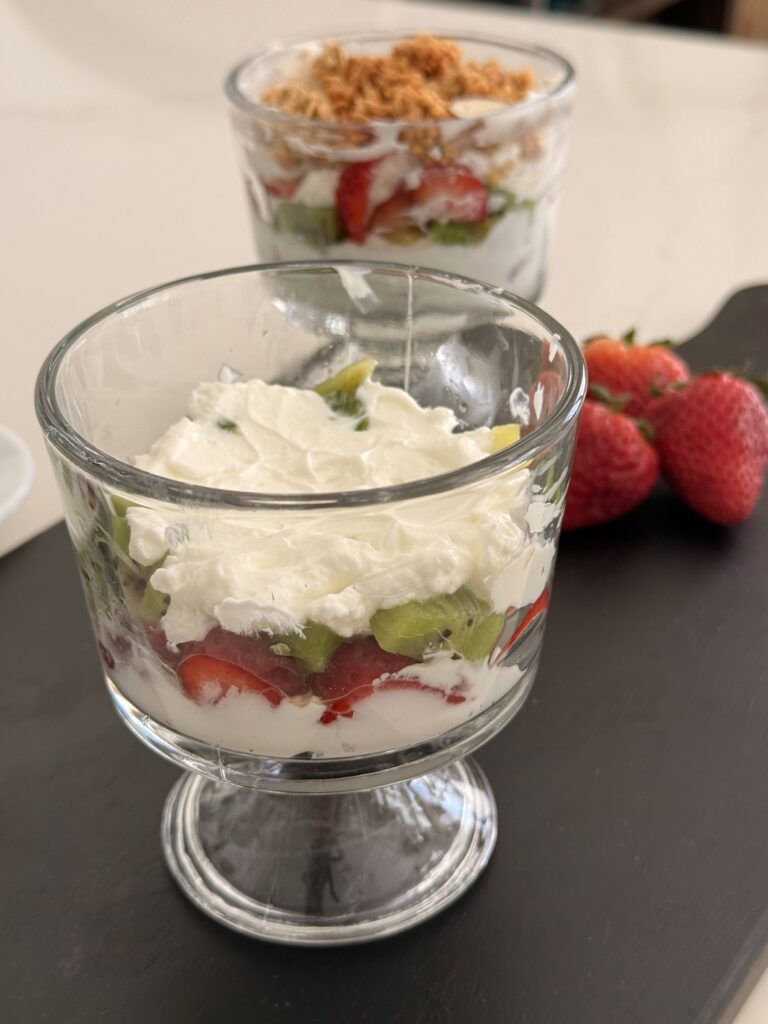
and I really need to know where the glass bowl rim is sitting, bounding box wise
[224,30,576,131]
[35,260,587,511]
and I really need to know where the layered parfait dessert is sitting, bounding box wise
[227,35,574,298]
[72,358,563,760]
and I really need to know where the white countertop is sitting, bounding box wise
[1,1,768,1013]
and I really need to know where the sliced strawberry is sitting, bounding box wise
[313,637,412,702]
[264,176,300,199]
[378,677,466,706]
[313,637,465,724]
[336,160,378,242]
[412,165,487,224]
[178,626,310,698]
[369,190,414,233]
[179,654,284,706]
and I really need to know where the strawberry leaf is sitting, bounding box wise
[621,328,637,345]
[589,382,630,412]
[635,417,656,443]
[649,379,687,398]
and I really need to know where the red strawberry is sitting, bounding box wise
[646,372,768,525]
[369,190,414,232]
[178,655,285,706]
[564,400,660,530]
[264,176,300,199]
[584,334,690,416]
[336,160,378,242]
[412,165,487,223]
[313,637,413,704]
[178,627,309,699]
[313,637,464,724]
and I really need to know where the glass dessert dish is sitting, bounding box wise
[226,34,575,300]
[36,261,585,945]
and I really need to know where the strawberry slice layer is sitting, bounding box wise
[369,190,414,232]
[336,160,378,242]
[412,165,487,224]
[177,627,310,699]
[178,654,284,706]
[313,637,465,725]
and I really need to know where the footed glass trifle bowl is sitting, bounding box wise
[36,262,585,944]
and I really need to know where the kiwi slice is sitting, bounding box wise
[491,424,521,452]
[140,579,169,621]
[273,203,343,247]
[108,499,170,619]
[430,219,495,245]
[430,190,537,247]
[379,224,426,246]
[110,495,136,517]
[314,358,377,425]
[110,513,131,558]
[371,588,504,663]
[274,622,343,673]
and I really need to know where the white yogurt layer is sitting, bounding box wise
[292,167,339,206]
[111,651,527,758]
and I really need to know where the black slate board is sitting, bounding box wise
[2,287,767,1024]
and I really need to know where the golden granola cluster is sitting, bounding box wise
[262,36,534,124]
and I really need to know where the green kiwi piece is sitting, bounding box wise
[111,513,131,558]
[430,219,495,245]
[371,587,504,663]
[273,203,343,246]
[140,579,169,621]
[110,495,137,518]
[314,358,377,425]
[452,609,505,662]
[274,621,343,673]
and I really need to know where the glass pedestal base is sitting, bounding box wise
[161,758,497,945]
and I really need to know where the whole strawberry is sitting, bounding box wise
[564,399,660,530]
[584,332,690,417]
[646,372,768,525]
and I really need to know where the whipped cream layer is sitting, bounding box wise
[129,376,558,646]
[135,378,498,492]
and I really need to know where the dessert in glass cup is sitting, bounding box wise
[226,34,575,299]
[36,262,585,944]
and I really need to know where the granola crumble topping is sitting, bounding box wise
[261,36,534,124]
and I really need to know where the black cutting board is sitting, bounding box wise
[2,286,767,1024]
